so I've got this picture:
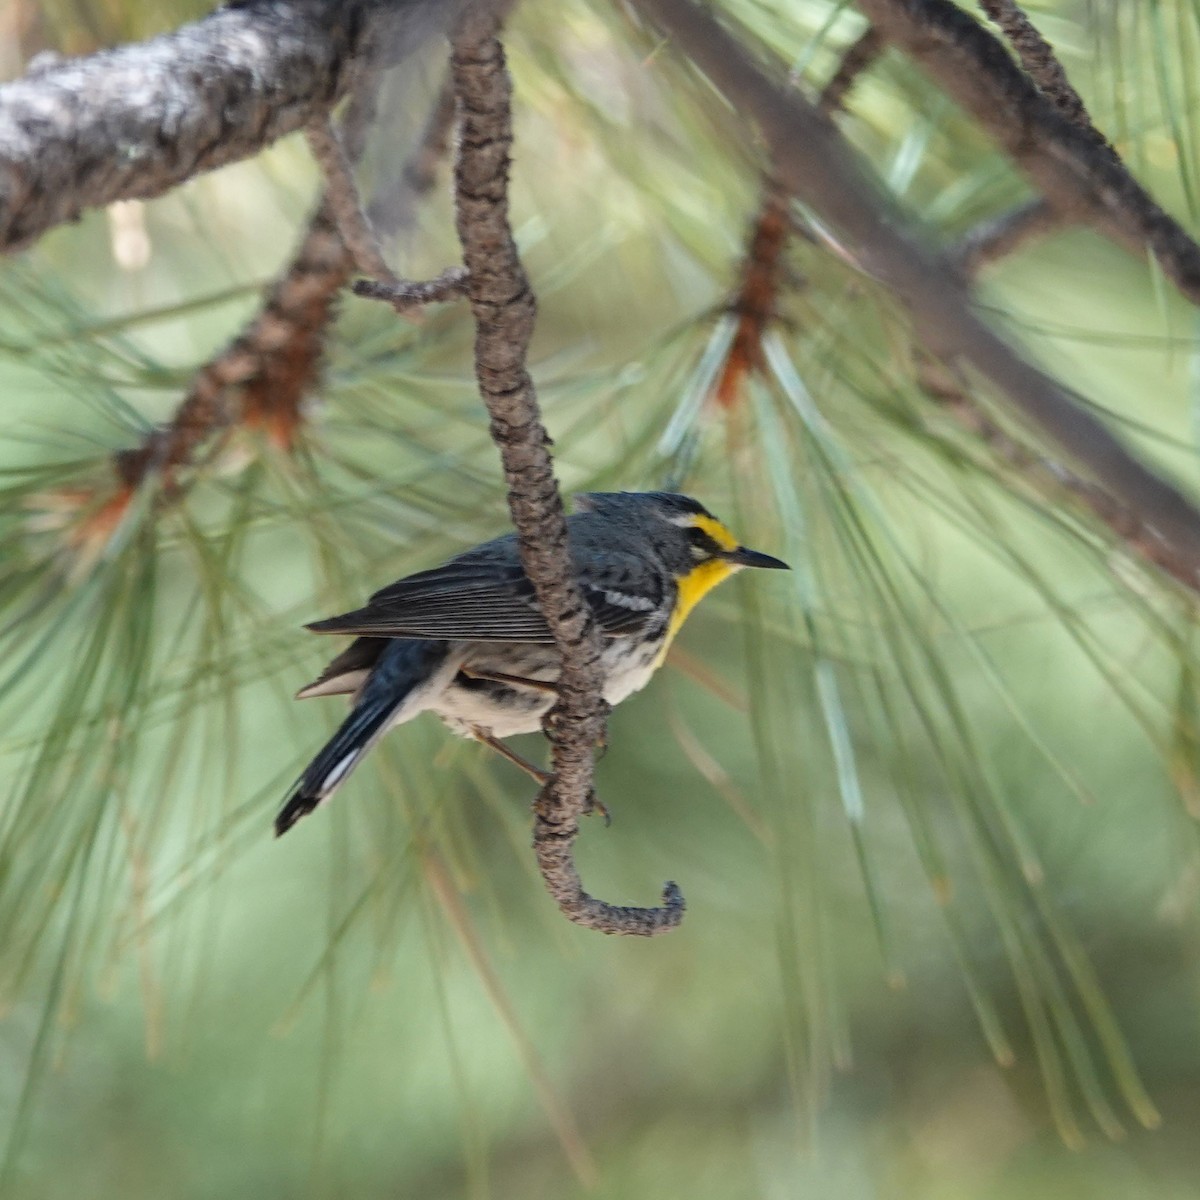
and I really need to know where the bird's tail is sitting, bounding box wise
[275,640,449,836]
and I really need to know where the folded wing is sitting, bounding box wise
[306,545,665,643]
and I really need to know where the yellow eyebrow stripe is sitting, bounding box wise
[691,513,738,551]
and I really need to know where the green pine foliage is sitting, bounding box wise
[2,0,1200,1195]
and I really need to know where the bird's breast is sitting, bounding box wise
[654,560,737,665]
[601,635,663,706]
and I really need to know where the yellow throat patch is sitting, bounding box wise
[656,514,741,664]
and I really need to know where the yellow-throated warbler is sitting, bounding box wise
[276,492,788,834]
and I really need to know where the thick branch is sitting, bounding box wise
[450,8,684,935]
[853,0,1200,307]
[634,0,1200,580]
[0,0,466,253]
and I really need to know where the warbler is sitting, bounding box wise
[276,491,788,834]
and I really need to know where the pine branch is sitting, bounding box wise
[633,0,1200,582]
[713,11,1185,590]
[304,118,395,282]
[450,7,685,936]
[977,0,1106,148]
[0,0,468,253]
[954,197,1057,275]
[110,73,446,494]
[899,7,1198,589]
[714,28,883,410]
[853,0,1200,307]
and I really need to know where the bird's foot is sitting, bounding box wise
[471,726,551,785]
[583,788,612,827]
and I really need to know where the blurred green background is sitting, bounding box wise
[4,0,1200,1196]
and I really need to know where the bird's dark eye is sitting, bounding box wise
[687,527,721,558]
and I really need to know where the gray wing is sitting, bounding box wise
[305,541,666,643]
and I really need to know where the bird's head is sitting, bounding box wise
[573,492,789,584]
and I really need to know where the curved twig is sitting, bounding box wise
[954,197,1058,275]
[818,26,885,114]
[450,6,685,935]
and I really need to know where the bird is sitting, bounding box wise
[275,491,788,835]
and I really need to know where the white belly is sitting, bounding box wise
[598,637,660,707]
[428,636,663,739]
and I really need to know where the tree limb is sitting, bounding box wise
[905,8,1199,589]
[633,0,1200,581]
[0,0,466,253]
[852,0,1200,308]
[450,6,685,936]
[717,12,1185,591]
[977,0,1105,144]
[714,28,884,410]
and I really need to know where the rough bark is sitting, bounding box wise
[977,0,1105,145]
[451,7,684,935]
[0,0,465,252]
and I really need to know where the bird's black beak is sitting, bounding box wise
[726,546,790,570]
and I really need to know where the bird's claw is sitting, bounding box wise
[583,788,612,827]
